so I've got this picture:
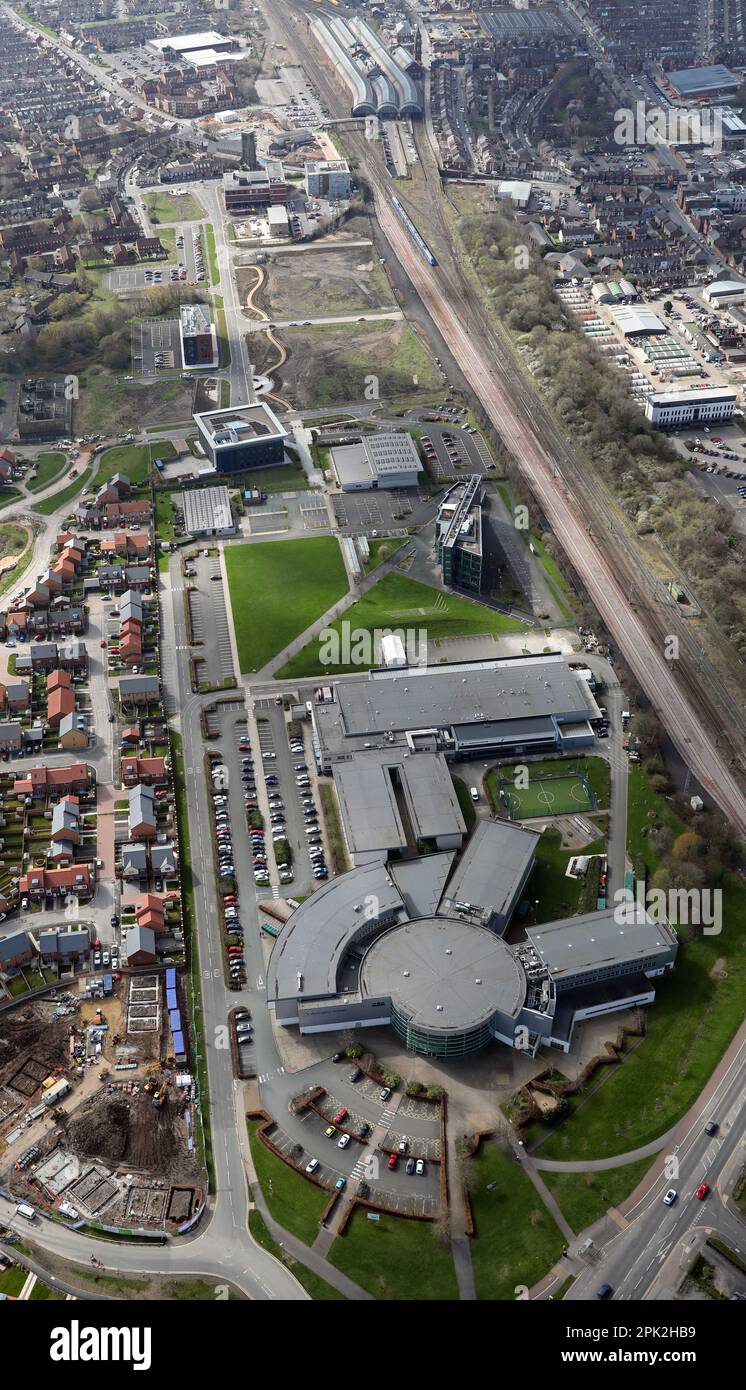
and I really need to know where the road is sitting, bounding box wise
[562,1035,746,1301]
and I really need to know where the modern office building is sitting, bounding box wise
[435,476,483,593]
[305,159,352,199]
[644,386,737,426]
[223,164,288,215]
[179,304,218,370]
[331,432,421,491]
[193,403,287,472]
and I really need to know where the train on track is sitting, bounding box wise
[390,194,437,267]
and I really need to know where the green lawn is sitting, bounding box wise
[278,571,528,679]
[248,1209,345,1300]
[328,1209,459,1300]
[452,774,476,833]
[204,223,219,286]
[627,764,685,874]
[0,487,23,510]
[529,869,746,1160]
[239,463,309,492]
[98,441,176,488]
[0,1264,27,1295]
[363,536,406,574]
[226,537,348,673]
[33,469,93,517]
[526,827,605,923]
[26,451,68,493]
[155,490,176,542]
[247,1119,330,1246]
[468,1139,565,1299]
[144,190,204,224]
[541,1157,654,1233]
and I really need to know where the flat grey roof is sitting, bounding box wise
[525,902,678,980]
[267,860,405,1001]
[441,819,539,924]
[360,916,525,1032]
[389,853,455,919]
[333,752,465,855]
[333,759,405,853]
[335,654,594,738]
[667,64,738,94]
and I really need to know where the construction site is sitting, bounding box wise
[0,971,204,1232]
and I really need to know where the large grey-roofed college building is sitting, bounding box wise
[267,831,678,1057]
[194,403,287,472]
[333,752,466,864]
[311,653,599,771]
[331,432,421,491]
[180,486,235,537]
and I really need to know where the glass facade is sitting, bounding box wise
[390,1000,495,1057]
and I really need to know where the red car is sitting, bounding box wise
[695,1182,710,1200]
[333,1107,348,1125]
[388,1153,397,1170]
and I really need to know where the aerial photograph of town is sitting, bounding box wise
[0,0,744,1355]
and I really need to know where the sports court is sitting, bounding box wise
[498,770,595,820]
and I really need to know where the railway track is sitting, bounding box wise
[273,0,746,830]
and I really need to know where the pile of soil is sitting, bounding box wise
[67,1095,180,1171]
[0,1009,66,1082]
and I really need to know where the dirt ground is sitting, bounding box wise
[77,994,125,1056]
[248,318,439,409]
[238,243,391,320]
[66,1089,195,1178]
[0,1004,67,1088]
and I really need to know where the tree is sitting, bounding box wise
[671,831,704,862]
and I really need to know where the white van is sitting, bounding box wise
[16,1202,35,1221]
[470,787,479,803]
